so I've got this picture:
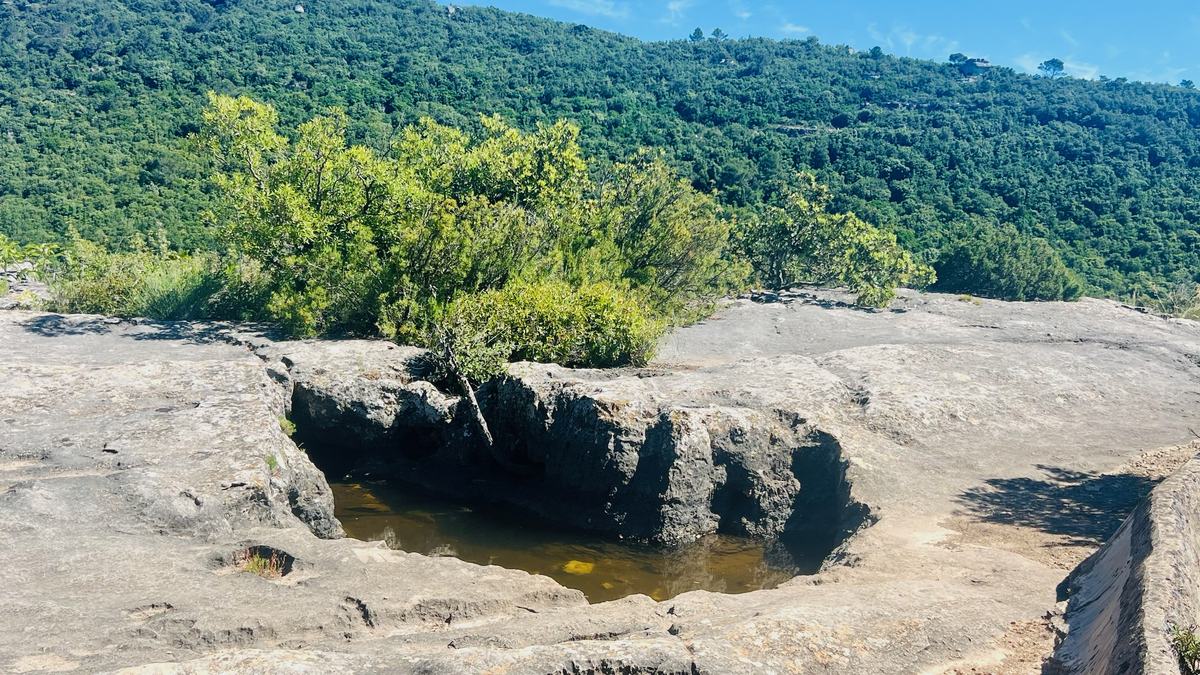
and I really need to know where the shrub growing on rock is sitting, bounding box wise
[440,279,661,381]
[932,222,1084,301]
[199,93,741,366]
[742,173,935,307]
[583,151,749,317]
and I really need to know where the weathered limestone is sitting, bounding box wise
[0,312,589,673]
[3,288,1200,673]
[1050,450,1200,674]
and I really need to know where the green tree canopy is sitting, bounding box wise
[932,221,1083,301]
[1039,58,1066,77]
[3,0,1200,299]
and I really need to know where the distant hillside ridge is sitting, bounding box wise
[2,0,1199,296]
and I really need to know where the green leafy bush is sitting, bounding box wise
[0,233,58,282]
[201,94,602,338]
[438,279,662,382]
[45,233,225,320]
[582,151,749,316]
[1171,624,1200,675]
[932,223,1084,301]
[742,174,935,307]
[201,94,740,362]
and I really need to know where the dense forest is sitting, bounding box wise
[2,0,1199,297]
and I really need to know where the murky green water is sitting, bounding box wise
[333,481,819,603]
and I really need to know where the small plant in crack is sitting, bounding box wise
[1171,624,1200,675]
[241,549,288,578]
[264,454,279,473]
[278,415,297,437]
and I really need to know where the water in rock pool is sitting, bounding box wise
[332,481,823,603]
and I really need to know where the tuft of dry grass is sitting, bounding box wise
[240,549,288,578]
[1145,284,1200,320]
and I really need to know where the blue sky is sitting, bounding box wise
[445,1,1200,84]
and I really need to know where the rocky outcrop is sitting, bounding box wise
[87,321,810,548]
[278,344,869,548]
[1050,448,1200,674]
[0,311,589,674]
[5,288,1200,673]
[475,366,868,547]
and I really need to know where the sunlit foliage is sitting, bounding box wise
[743,174,936,307]
[2,0,1199,298]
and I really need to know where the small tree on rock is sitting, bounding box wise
[742,174,935,307]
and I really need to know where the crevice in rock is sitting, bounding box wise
[342,596,376,628]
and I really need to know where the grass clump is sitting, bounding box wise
[1146,284,1200,320]
[277,417,297,437]
[38,231,274,322]
[43,232,220,319]
[239,548,289,578]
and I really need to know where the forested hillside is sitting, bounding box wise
[2,0,1199,296]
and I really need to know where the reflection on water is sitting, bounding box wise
[332,481,820,603]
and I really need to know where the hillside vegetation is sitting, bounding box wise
[20,94,936,378]
[2,0,1198,299]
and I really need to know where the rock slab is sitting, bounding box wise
[3,289,1200,673]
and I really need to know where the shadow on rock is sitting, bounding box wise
[21,314,278,346]
[747,287,909,314]
[957,464,1160,546]
[21,314,117,337]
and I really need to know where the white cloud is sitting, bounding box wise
[1129,65,1190,84]
[547,0,629,19]
[781,22,809,35]
[866,24,957,58]
[1060,29,1079,47]
[660,0,692,24]
[1014,53,1041,73]
[728,0,751,20]
[1066,60,1101,79]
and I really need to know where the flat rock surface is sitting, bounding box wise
[0,312,588,674]
[2,289,1200,673]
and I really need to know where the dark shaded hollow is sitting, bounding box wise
[230,545,296,577]
[288,377,871,571]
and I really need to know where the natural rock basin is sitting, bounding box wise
[333,480,820,602]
